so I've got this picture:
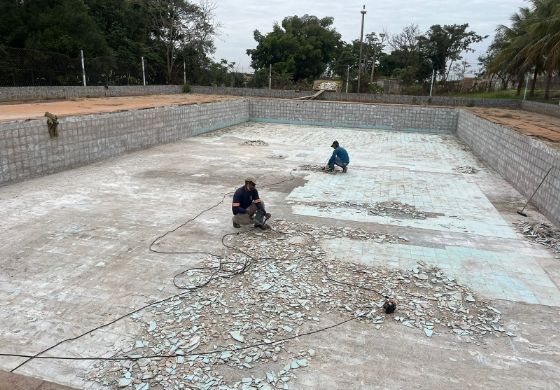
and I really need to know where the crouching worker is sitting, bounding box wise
[232,177,271,229]
[326,140,350,172]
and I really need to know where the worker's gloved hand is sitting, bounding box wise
[265,212,271,219]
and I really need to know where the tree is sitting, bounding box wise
[478,30,515,91]
[0,0,109,56]
[485,0,559,99]
[247,15,342,82]
[0,0,221,86]
[522,0,560,98]
[381,24,431,85]
[364,32,388,82]
[492,9,534,93]
[148,0,217,83]
[389,24,421,68]
[417,24,486,82]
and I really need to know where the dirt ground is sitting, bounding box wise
[468,106,560,145]
[0,94,233,122]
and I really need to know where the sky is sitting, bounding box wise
[210,0,528,76]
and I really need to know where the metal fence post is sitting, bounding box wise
[80,50,86,87]
[141,56,146,86]
[430,69,435,97]
[523,73,529,101]
[346,65,350,93]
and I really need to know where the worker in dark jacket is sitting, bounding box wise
[326,140,350,172]
[232,177,271,229]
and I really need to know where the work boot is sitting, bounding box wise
[254,209,268,229]
[342,166,348,173]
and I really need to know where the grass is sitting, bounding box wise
[448,90,521,99]
[445,89,560,105]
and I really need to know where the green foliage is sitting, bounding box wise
[367,83,383,94]
[481,0,560,99]
[247,15,342,82]
[0,0,109,56]
[182,84,191,93]
[0,0,222,86]
[417,24,486,82]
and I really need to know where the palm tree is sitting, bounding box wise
[488,0,560,99]
[524,0,560,99]
[489,7,534,94]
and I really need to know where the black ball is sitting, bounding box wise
[383,299,397,314]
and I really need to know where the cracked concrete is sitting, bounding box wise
[1,121,559,389]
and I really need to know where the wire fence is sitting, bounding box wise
[1,46,559,104]
[0,46,174,87]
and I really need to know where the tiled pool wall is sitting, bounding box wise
[1,98,558,226]
[250,99,457,133]
[0,100,249,184]
[458,110,560,225]
[192,86,522,109]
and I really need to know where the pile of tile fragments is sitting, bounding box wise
[242,140,269,146]
[87,220,510,389]
[291,200,431,220]
[453,166,479,174]
[297,164,324,172]
[517,222,560,254]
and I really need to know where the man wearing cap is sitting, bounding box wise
[232,177,271,229]
[326,140,350,172]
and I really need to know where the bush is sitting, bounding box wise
[367,83,384,94]
[182,84,191,93]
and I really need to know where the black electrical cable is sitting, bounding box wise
[0,315,361,362]
[3,170,385,373]
[6,175,292,372]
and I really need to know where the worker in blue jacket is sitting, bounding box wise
[232,177,271,229]
[325,140,350,172]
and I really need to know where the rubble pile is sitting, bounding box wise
[298,164,324,172]
[87,220,509,389]
[291,200,431,219]
[242,140,269,146]
[368,201,432,219]
[517,222,560,253]
[453,166,479,174]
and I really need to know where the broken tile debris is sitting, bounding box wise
[298,164,324,172]
[242,140,269,146]
[87,220,510,389]
[516,222,560,254]
[290,199,436,220]
[453,166,480,174]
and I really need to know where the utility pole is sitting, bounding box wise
[269,63,272,90]
[80,50,86,87]
[357,5,367,93]
[183,60,186,85]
